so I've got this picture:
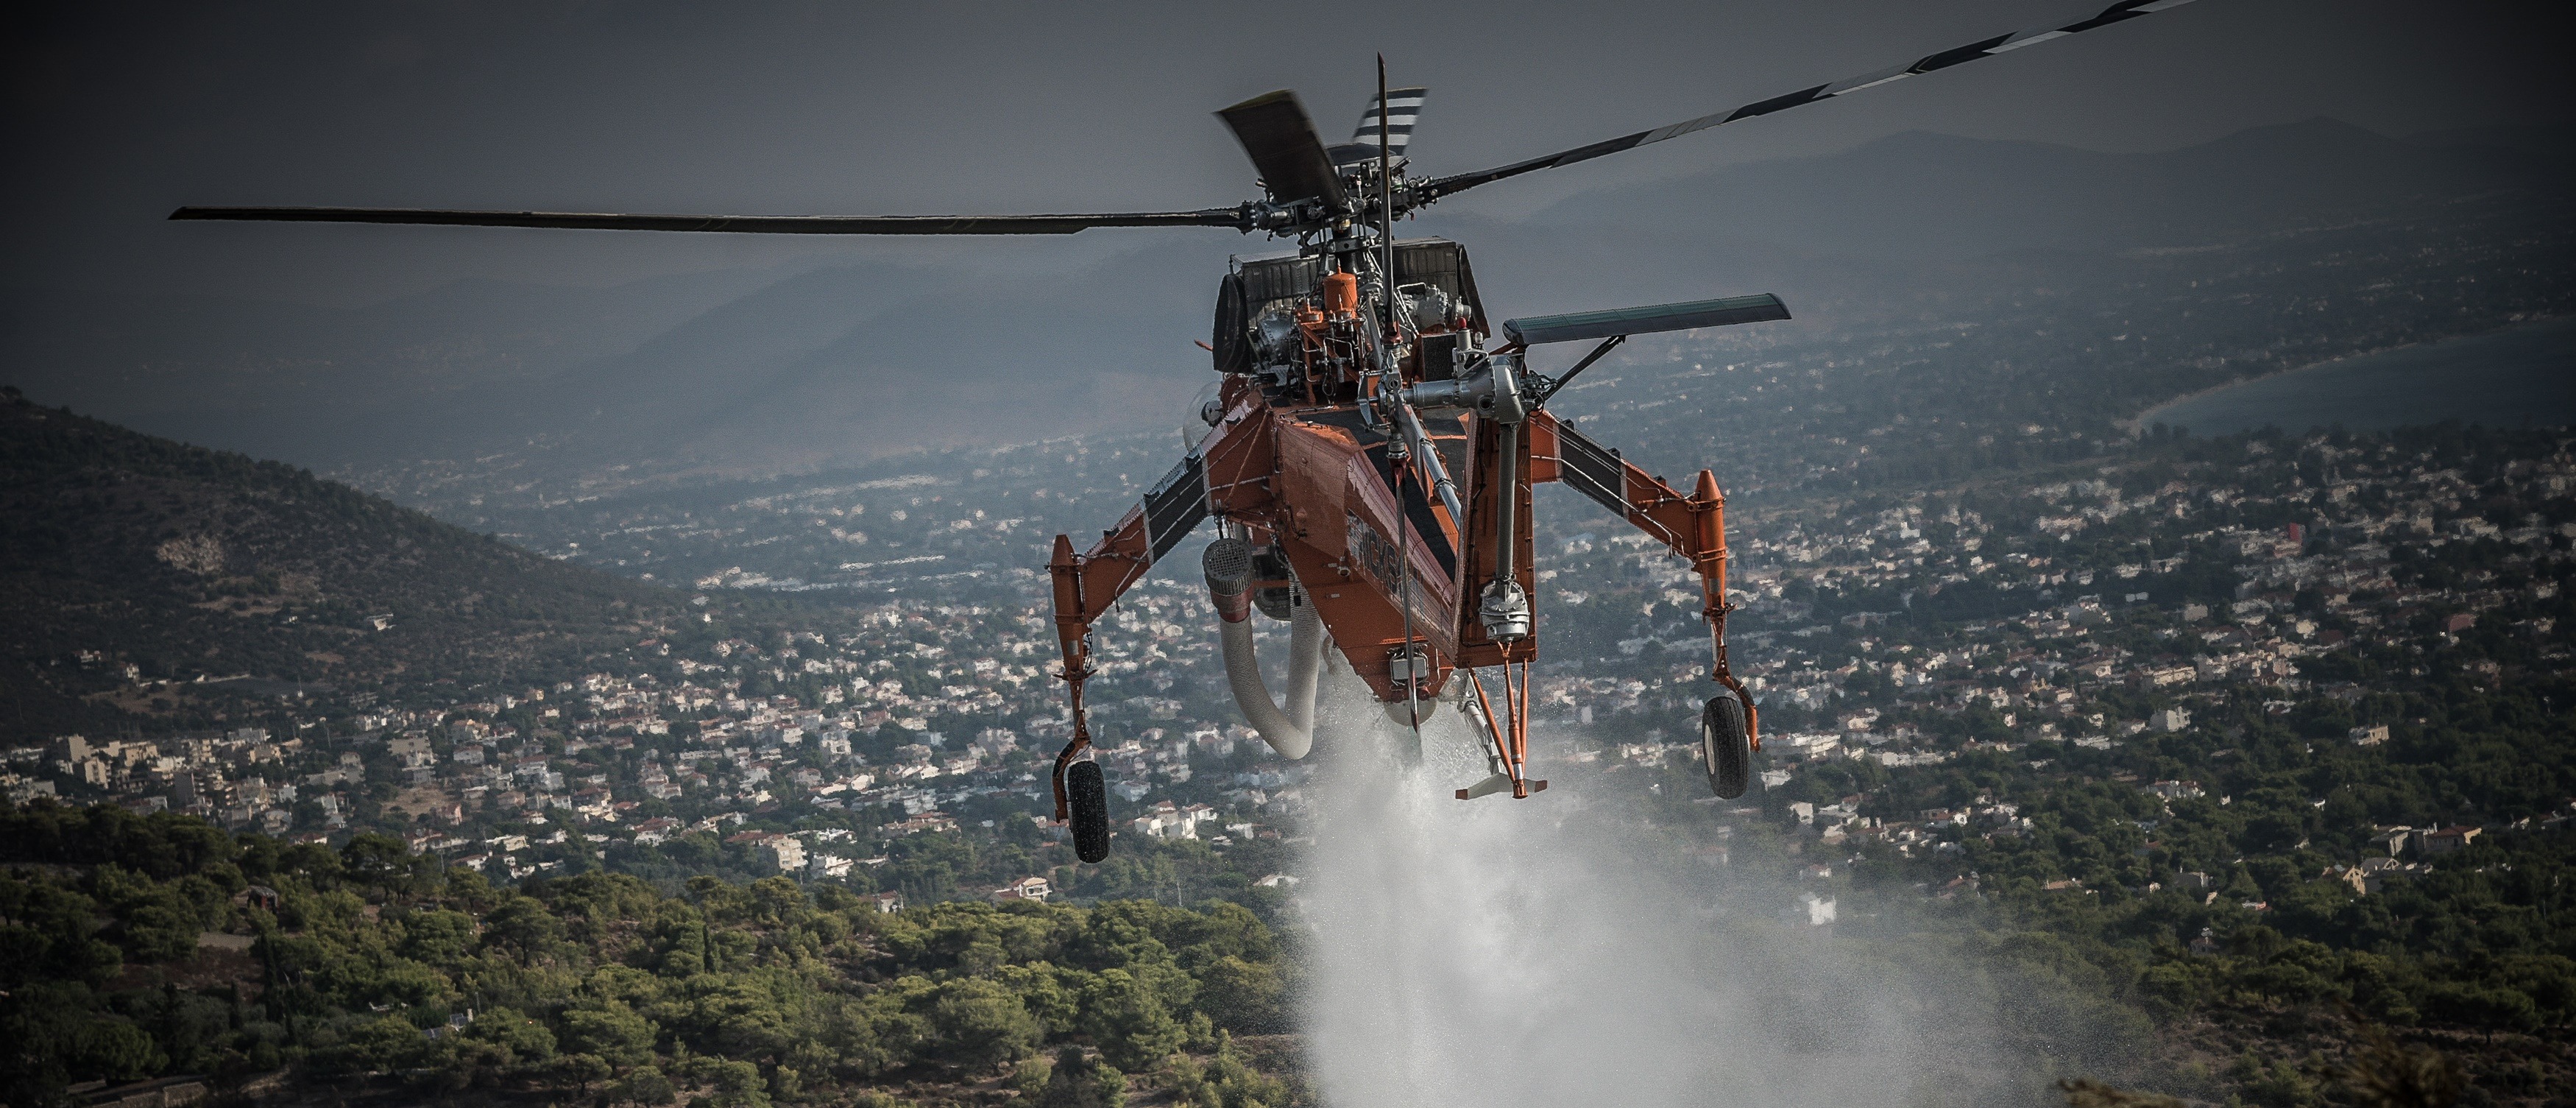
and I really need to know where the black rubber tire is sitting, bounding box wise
[1702,694,1752,800]
[1067,761,1111,863]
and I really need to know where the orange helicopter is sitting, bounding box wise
[171,1,2207,860]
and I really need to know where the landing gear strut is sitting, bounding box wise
[1455,661,1546,800]
[1698,562,1758,799]
[1047,532,1119,865]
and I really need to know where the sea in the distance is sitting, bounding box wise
[2141,316,2576,436]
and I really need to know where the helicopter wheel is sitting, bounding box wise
[1702,694,1752,800]
[1067,761,1111,863]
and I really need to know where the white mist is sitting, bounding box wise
[1295,685,2017,1107]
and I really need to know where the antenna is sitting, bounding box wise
[1377,54,1396,331]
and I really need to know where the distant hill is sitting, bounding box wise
[1519,117,2564,260]
[0,264,796,466]
[0,388,686,740]
[467,120,2561,478]
[2,119,2562,486]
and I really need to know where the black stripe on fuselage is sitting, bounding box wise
[1555,422,1628,518]
[1142,454,1209,563]
[1367,443,1459,580]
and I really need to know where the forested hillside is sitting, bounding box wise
[0,387,686,738]
[0,804,1298,1107]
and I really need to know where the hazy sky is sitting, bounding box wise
[7,0,2561,306]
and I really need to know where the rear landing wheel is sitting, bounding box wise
[1702,694,1752,800]
[1067,761,1111,863]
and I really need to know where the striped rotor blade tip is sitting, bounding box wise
[1426,0,2203,198]
[1351,86,1428,153]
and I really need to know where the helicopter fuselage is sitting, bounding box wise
[1042,227,1761,824]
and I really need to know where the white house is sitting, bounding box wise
[991,876,1051,902]
[726,830,807,874]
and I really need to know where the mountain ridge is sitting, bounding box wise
[1523,117,2553,258]
[0,387,687,738]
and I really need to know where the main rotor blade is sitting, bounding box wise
[1216,91,1347,208]
[1423,0,2201,200]
[169,205,1254,235]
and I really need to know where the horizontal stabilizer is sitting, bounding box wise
[1504,293,1789,346]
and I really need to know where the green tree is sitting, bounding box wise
[464,1006,557,1067]
[2420,982,2539,1043]
[1035,1045,1125,1108]
[2240,1055,2321,1108]
[1080,969,1183,1073]
[397,908,477,963]
[481,896,564,967]
[117,903,201,964]
[612,1065,679,1106]
[1010,1054,1054,1098]
[1192,956,1284,1034]
[1167,1031,1289,1108]
[927,977,1042,1072]
[346,1014,426,1073]
[997,962,1084,1037]
[339,833,414,892]
[554,1052,614,1096]
[815,995,913,1079]
[687,1056,771,1108]
[561,1001,658,1066]
[679,978,793,1061]
[68,1019,163,1081]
